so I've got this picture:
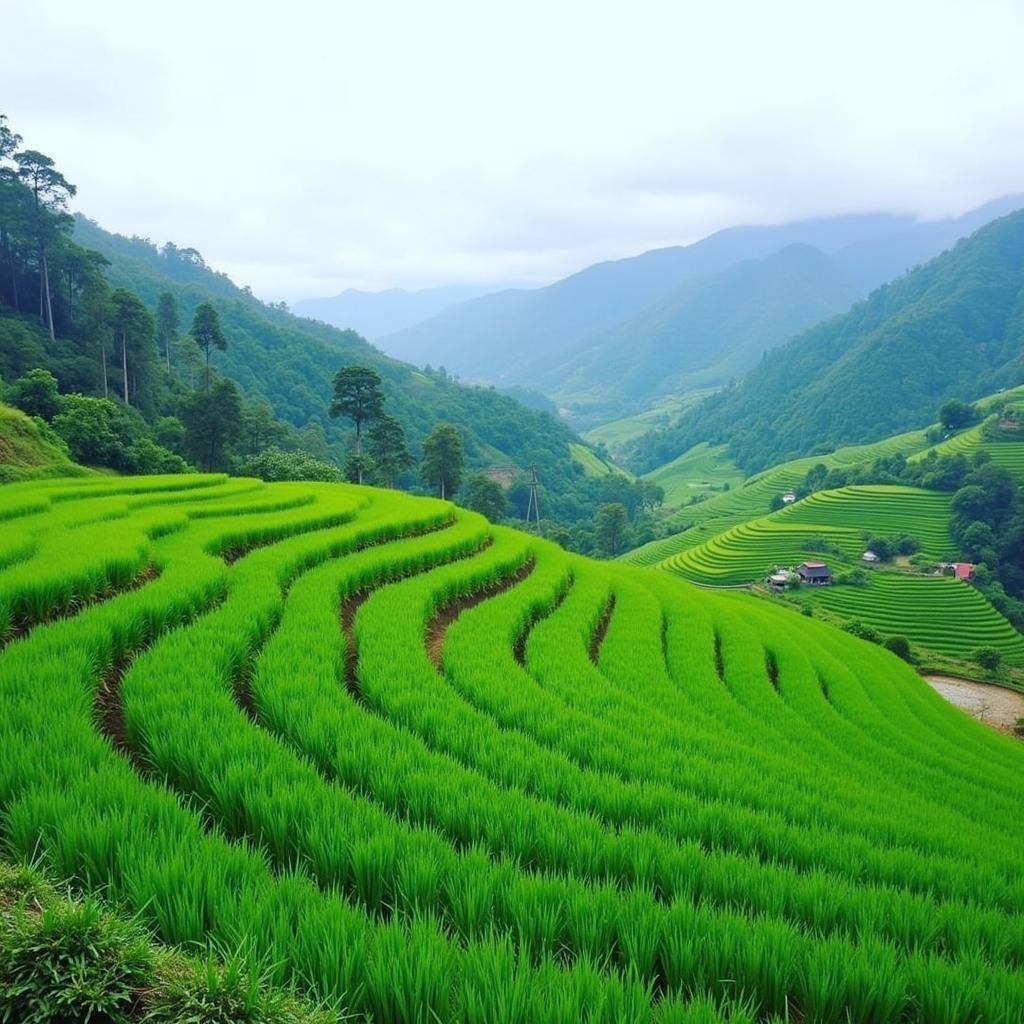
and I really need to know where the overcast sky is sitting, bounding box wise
[4,0,1023,300]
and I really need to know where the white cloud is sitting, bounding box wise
[3,0,1022,299]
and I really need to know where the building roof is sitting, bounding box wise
[953,562,976,580]
[862,550,879,561]
[797,561,832,579]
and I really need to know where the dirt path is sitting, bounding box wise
[924,675,1024,735]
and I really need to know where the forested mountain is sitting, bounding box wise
[375,201,1022,412]
[538,244,859,424]
[632,209,1024,473]
[292,283,498,339]
[63,217,614,521]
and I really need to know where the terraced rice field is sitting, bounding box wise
[656,486,954,584]
[807,573,1024,667]
[915,424,1024,479]
[642,443,744,507]
[3,473,1024,1022]
[625,430,930,566]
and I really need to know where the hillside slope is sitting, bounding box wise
[634,209,1024,473]
[542,244,859,422]
[69,216,601,521]
[3,473,1024,1021]
[0,402,87,483]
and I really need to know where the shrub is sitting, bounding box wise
[842,621,881,644]
[1013,717,1024,738]
[883,635,914,662]
[973,647,1002,671]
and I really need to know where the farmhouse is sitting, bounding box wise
[782,491,797,504]
[862,550,880,563]
[952,562,976,581]
[796,560,832,585]
[766,571,792,589]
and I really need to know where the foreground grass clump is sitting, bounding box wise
[1,473,1023,1022]
[0,862,328,1024]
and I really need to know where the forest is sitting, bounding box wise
[0,113,659,551]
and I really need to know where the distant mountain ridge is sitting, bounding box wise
[373,197,1023,423]
[535,243,860,424]
[292,284,501,339]
[630,208,1024,474]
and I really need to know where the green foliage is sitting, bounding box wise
[421,422,464,499]
[237,445,340,483]
[8,367,60,420]
[882,635,914,662]
[632,210,1024,473]
[594,501,629,556]
[178,378,243,473]
[0,862,326,1024]
[461,473,507,522]
[189,302,227,390]
[972,647,1002,671]
[938,399,979,431]
[365,413,412,488]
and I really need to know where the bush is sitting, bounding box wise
[239,445,341,483]
[973,647,1002,671]
[883,635,914,662]
[842,621,881,644]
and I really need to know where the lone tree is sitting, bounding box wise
[110,288,156,407]
[156,292,180,372]
[330,366,384,482]
[179,377,243,472]
[189,302,227,390]
[421,422,463,499]
[595,502,629,557]
[366,412,412,488]
[938,399,978,431]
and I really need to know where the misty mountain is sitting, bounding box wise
[375,199,1022,420]
[537,244,860,425]
[631,208,1024,474]
[292,284,499,339]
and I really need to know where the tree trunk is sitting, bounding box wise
[205,348,211,391]
[100,335,108,398]
[121,331,129,404]
[41,249,55,341]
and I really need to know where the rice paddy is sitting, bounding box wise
[2,472,1024,1022]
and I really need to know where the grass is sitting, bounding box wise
[569,441,633,479]
[1,472,1023,1021]
[0,401,90,483]
[582,390,719,453]
[641,442,744,507]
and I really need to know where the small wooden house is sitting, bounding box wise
[796,561,832,585]
[782,491,797,504]
[862,550,880,563]
[952,562,976,581]
[766,571,791,589]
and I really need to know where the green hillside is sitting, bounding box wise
[3,473,1024,1022]
[631,209,1024,474]
[0,401,88,483]
[642,483,1024,667]
[642,442,743,507]
[542,244,859,424]
[66,217,606,523]
[626,428,930,565]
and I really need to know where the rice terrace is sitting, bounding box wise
[0,472,1022,1022]
[4,7,1024,1021]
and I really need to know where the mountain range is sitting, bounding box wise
[371,197,1023,424]
[292,284,499,339]
[630,207,1024,474]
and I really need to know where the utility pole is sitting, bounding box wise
[525,464,540,526]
